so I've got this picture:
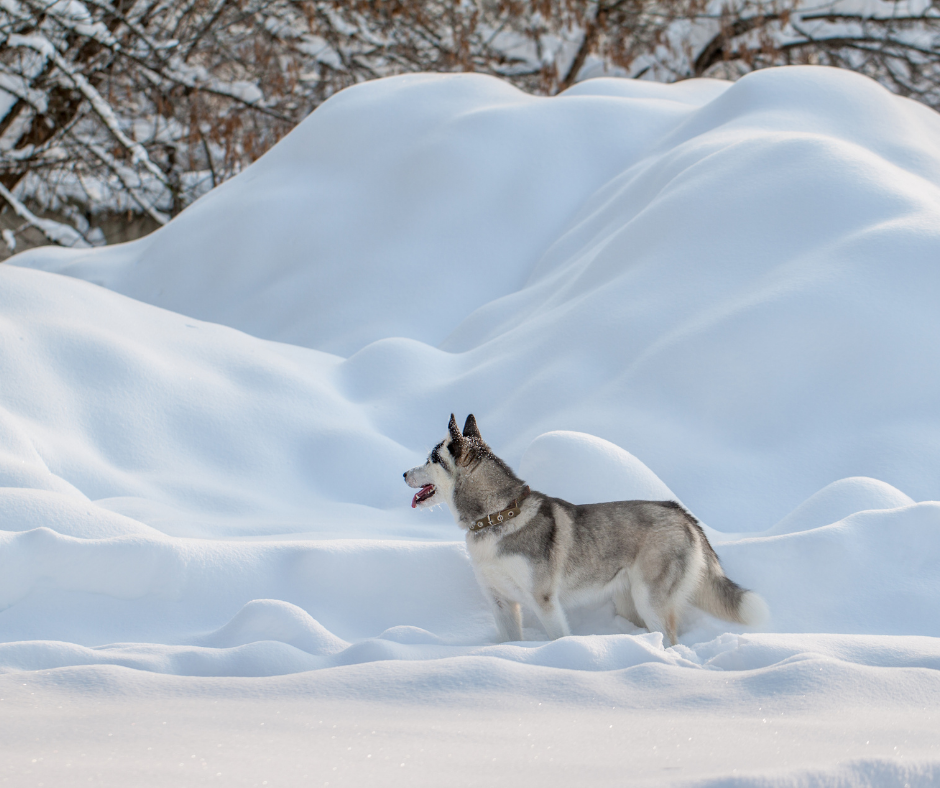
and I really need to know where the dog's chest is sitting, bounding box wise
[466,534,531,599]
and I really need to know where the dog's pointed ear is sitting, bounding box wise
[462,414,481,441]
[448,414,463,446]
[448,413,475,464]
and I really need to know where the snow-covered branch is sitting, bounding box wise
[0,179,90,247]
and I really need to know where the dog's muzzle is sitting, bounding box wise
[404,469,437,508]
[411,484,436,508]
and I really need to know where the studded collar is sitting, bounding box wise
[468,486,531,532]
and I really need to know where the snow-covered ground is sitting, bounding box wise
[3,65,940,785]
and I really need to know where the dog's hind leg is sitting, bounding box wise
[630,580,678,647]
[613,584,645,629]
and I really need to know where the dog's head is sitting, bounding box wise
[403,413,485,510]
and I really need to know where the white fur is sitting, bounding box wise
[738,590,771,628]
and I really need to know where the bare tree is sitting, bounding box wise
[691,0,940,109]
[0,0,305,251]
[2,0,938,258]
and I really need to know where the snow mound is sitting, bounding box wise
[519,430,679,505]
[767,476,915,535]
[0,489,159,539]
[197,599,347,655]
[12,65,940,530]
[718,503,940,636]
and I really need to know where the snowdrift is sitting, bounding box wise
[15,66,940,531]
[3,65,940,769]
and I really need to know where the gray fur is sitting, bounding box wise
[404,414,768,646]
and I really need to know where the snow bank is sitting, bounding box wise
[4,654,940,788]
[3,65,940,783]
[14,66,940,530]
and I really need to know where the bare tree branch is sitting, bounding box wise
[0,179,91,247]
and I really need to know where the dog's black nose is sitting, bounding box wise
[402,472,407,479]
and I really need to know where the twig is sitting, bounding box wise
[0,180,90,247]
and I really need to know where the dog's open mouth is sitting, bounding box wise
[412,484,436,508]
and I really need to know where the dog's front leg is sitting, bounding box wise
[488,593,523,642]
[531,592,571,640]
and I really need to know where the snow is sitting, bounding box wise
[4,65,940,784]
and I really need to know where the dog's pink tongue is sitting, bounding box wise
[412,485,433,508]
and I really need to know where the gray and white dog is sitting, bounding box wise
[404,414,768,645]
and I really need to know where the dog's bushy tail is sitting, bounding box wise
[694,555,769,627]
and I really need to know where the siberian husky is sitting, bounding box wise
[404,414,768,645]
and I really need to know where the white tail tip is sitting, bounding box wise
[739,591,770,628]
